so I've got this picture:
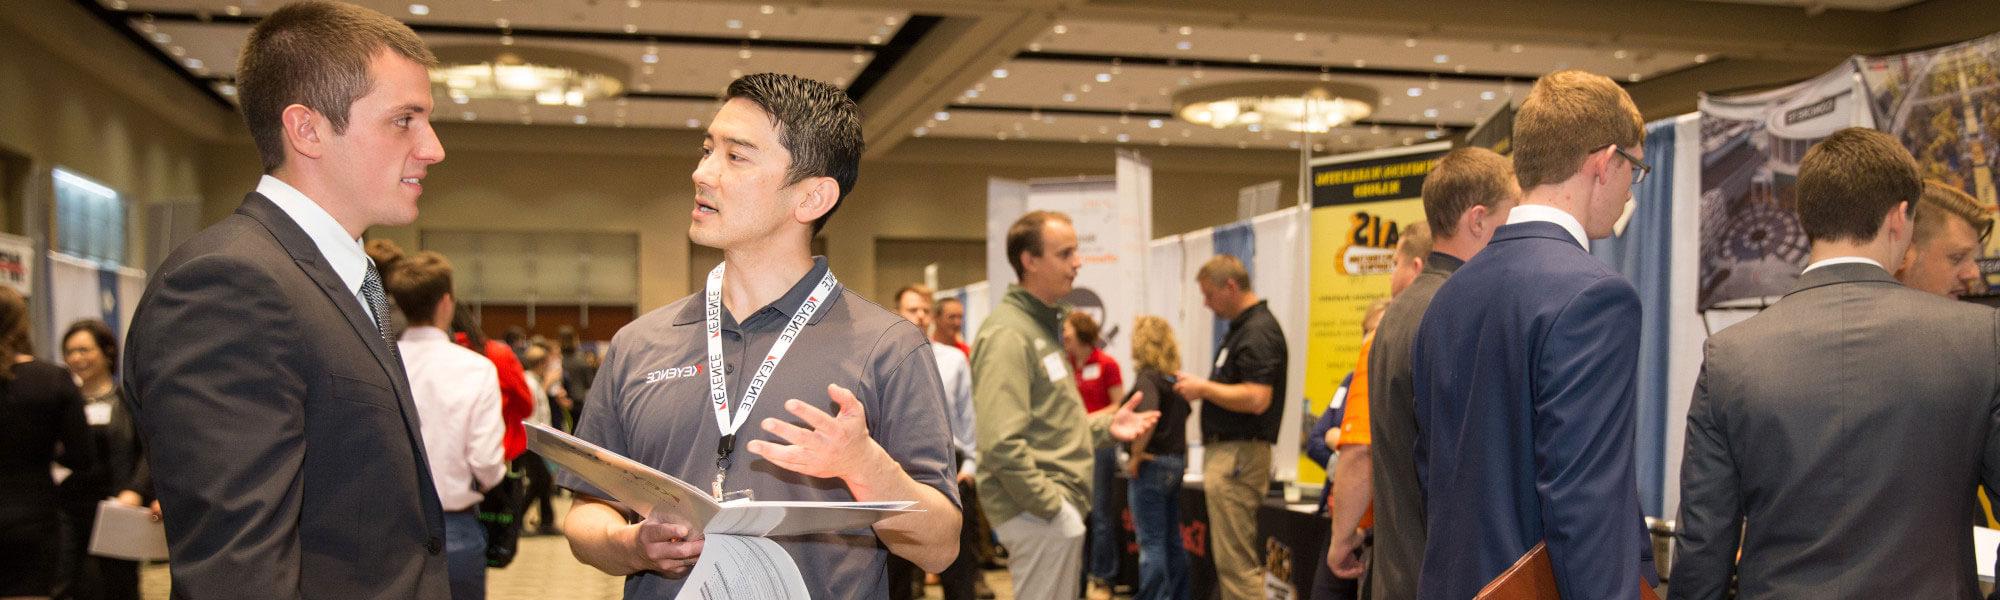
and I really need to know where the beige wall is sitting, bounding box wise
[0,3,237,263]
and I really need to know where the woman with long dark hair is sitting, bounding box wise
[0,286,95,599]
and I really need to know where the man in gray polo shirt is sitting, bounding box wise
[557,73,961,599]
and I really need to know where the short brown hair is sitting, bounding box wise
[1065,310,1102,348]
[1196,254,1252,290]
[1796,128,1921,243]
[892,283,934,308]
[238,0,436,173]
[724,74,864,235]
[1424,148,1516,238]
[1915,180,1995,244]
[1131,315,1180,374]
[386,251,454,324]
[1006,210,1073,278]
[1395,222,1433,262]
[1512,70,1644,190]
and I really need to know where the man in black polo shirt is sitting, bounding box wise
[557,73,961,599]
[1174,254,1288,600]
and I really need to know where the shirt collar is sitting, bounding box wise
[1424,251,1466,276]
[673,256,837,326]
[1802,256,1884,274]
[257,175,370,296]
[1505,203,1590,249]
[399,325,450,343]
[1229,300,1270,329]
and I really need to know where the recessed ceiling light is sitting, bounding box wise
[964,90,980,98]
[1247,124,1262,133]
[1080,84,1092,93]
[185,58,204,70]
[1029,42,1043,52]
[1249,54,1262,63]
[1426,130,1442,139]
[1061,93,1077,102]
[1052,24,1068,34]
[1175,40,1192,51]
[852,53,867,64]
[1404,37,1418,47]
[726,19,742,29]
[1179,26,1193,35]
[642,54,658,64]
[687,118,702,128]
[1433,54,1448,63]
[462,112,476,121]
[109,0,127,8]
[219,84,237,95]
[886,16,900,26]
[868,35,882,44]
[1293,32,1306,42]
[1148,119,1163,128]
[748,30,762,39]
[759,4,774,14]
[1096,73,1111,83]
[500,35,514,46]
[1509,43,1524,53]
[1629,73,1642,82]
[729,68,743,78]
[913,127,928,137]
[452,95,469,104]
[408,4,429,16]
[1694,53,1710,63]
[573,115,589,125]
[1407,87,1422,97]
[495,18,510,28]
[1116,133,1131,143]
[628,0,642,7]
[1423,108,1439,118]
[934,111,950,121]
[1353,59,1367,68]
[992,68,1008,79]
[151,32,171,44]
[223,5,240,16]
[1455,65,1467,73]
[1613,49,1629,59]
[1480,91,1497,100]
[624,24,638,34]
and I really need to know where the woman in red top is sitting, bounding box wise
[1064,311,1125,598]
[1064,311,1123,413]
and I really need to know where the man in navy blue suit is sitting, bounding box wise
[1411,69,1657,599]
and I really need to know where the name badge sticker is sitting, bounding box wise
[1042,352,1069,383]
[1081,364,1102,381]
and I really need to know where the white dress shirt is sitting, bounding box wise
[398,326,506,511]
[1802,256,1885,273]
[931,344,976,476]
[257,175,378,323]
[1506,203,1591,249]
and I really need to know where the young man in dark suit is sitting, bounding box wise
[1672,129,2000,599]
[1411,69,1657,599]
[122,2,449,597]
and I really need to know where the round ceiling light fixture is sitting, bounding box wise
[1173,80,1378,133]
[431,45,628,108]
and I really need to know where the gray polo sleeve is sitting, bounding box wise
[864,323,961,508]
[556,337,627,504]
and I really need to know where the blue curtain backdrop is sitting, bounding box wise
[1210,222,1256,354]
[1590,117,1679,518]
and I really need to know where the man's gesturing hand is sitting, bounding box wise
[748,383,889,482]
[1108,392,1161,443]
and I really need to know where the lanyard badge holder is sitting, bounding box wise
[703,262,838,501]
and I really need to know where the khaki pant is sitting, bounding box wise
[993,501,1086,600]
[1204,440,1271,600]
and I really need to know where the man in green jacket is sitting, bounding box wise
[972,210,1159,600]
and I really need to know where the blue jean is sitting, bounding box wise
[1087,444,1121,583]
[444,511,487,600]
[1128,453,1188,600]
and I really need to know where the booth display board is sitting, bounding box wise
[1697,65,1873,310]
[984,151,1153,387]
[47,251,144,355]
[1856,32,2000,288]
[1299,142,1449,484]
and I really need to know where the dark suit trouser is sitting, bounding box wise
[937,476,984,600]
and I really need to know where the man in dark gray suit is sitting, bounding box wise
[1672,127,2000,599]
[1339,147,1518,597]
[122,2,450,598]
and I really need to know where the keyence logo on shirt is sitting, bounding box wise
[645,364,703,384]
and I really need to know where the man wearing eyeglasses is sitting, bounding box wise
[1410,69,1659,598]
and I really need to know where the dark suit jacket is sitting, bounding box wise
[1412,221,1654,599]
[123,192,449,599]
[1671,263,2000,599]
